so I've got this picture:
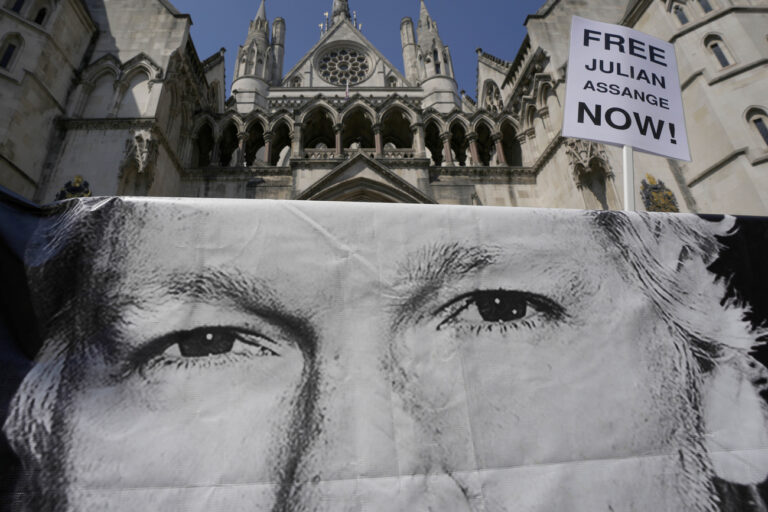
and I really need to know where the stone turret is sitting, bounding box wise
[271,17,286,85]
[231,0,274,112]
[417,0,453,80]
[415,0,459,113]
[400,17,419,84]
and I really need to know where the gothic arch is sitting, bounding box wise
[342,107,375,148]
[297,100,338,125]
[218,112,245,134]
[267,113,294,133]
[474,120,495,166]
[303,106,336,149]
[270,120,292,166]
[244,114,268,134]
[377,99,416,125]
[482,80,503,114]
[117,70,151,117]
[422,112,446,134]
[445,112,470,132]
[380,106,414,149]
[470,113,496,135]
[304,177,426,204]
[120,53,162,84]
[340,100,376,125]
[81,70,117,118]
[192,120,215,167]
[449,121,469,166]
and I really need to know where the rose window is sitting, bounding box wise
[318,48,371,86]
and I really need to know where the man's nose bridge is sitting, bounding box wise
[296,293,398,476]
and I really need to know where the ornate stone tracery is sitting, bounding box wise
[564,139,613,186]
[317,46,372,86]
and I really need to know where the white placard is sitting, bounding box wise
[562,16,690,161]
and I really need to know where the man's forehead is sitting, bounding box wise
[116,200,601,260]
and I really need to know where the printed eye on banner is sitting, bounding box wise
[562,16,691,162]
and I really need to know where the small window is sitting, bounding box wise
[433,49,441,74]
[674,5,689,25]
[388,76,398,88]
[755,118,768,146]
[33,7,46,24]
[705,36,733,68]
[710,43,730,67]
[0,42,18,69]
[10,0,24,13]
[0,43,17,68]
[291,76,302,87]
[698,0,713,13]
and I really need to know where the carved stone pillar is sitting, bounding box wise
[264,131,273,166]
[440,132,453,167]
[210,135,221,167]
[334,123,343,157]
[411,121,425,158]
[291,122,304,158]
[237,131,248,166]
[467,133,480,166]
[373,123,383,157]
[517,133,528,166]
[493,132,507,166]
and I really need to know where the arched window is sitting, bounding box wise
[291,76,302,87]
[483,81,503,114]
[697,0,713,14]
[0,34,23,71]
[388,76,398,88]
[705,35,733,68]
[9,0,24,13]
[32,7,46,24]
[433,49,441,75]
[673,5,689,25]
[747,108,768,148]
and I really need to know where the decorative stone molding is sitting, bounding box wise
[119,129,158,184]
[564,138,614,186]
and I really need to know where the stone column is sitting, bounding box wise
[291,122,304,158]
[467,133,480,166]
[493,132,507,166]
[211,135,221,167]
[334,123,343,157]
[373,123,383,157]
[237,131,248,166]
[440,132,453,167]
[264,131,273,166]
[411,121,426,158]
[517,133,528,167]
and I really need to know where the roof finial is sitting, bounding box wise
[256,0,267,21]
[330,0,351,26]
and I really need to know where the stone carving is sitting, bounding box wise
[564,138,613,185]
[122,130,158,175]
[55,175,92,201]
[641,174,680,213]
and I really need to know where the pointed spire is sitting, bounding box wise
[419,0,430,23]
[331,0,350,25]
[255,0,267,21]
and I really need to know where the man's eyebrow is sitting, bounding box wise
[389,243,499,328]
[124,268,317,356]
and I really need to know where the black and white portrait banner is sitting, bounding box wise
[1,195,768,511]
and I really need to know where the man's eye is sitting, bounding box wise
[435,290,566,331]
[160,328,279,359]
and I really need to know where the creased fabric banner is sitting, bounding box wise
[1,194,768,512]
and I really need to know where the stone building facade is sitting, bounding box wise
[0,0,766,213]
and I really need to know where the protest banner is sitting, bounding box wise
[563,16,690,210]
